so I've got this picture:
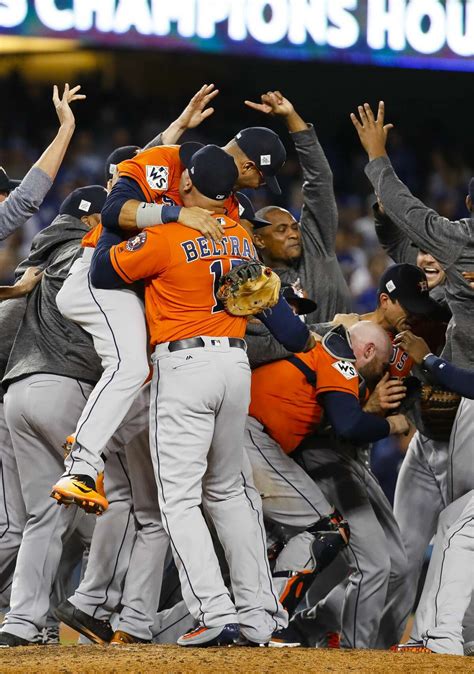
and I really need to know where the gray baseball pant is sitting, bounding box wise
[447,398,474,503]
[150,338,276,644]
[0,403,26,611]
[1,374,95,640]
[297,447,410,649]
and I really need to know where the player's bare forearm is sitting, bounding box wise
[118,200,140,230]
[160,120,186,146]
[285,110,307,133]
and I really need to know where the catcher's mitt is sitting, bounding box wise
[217,260,281,316]
[399,377,461,442]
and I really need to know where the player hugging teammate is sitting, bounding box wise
[0,85,473,656]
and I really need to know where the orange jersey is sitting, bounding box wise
[110,215,258,345]
[249,345,360,454]
[389,341,413,379]
[82,145,239,249]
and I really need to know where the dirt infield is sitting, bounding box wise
[1,644,473,674]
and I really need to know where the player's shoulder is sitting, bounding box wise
[122,144,180,166]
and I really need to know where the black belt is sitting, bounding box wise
[168,337,246,352]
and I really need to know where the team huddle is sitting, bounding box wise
[0,84,473,655]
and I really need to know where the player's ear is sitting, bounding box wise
[364,343,375,360]
[466,195,472,213]
[181,169,193,194]
[252,232,265,250]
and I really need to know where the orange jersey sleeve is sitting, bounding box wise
[110,215,256,345]
[117,145,183,205]
[82,222,103,248]
[309,348,360,399]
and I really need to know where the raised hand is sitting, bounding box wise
[52,84,86,130]
[350,101,393,161]
[245,91,294,117]
[177,83,219,130]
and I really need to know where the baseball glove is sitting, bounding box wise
[419,384,461,442]
[217,261,281,316]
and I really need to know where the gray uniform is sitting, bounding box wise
[0,167,52,241]
[0,215,102,641]
[366,157,474,610]
[246,124,351,367]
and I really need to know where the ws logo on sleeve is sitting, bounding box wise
[332,360,357,380]
[146,165,169,190]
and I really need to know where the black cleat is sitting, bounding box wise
[56,599,113,644]
[0,631,42,647]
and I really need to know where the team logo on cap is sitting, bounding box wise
[78,199,91,213]
[418,280,428,293]
[146,165,168,190]
[386,280,396,292]
[126,232,147,252]
[109,163,117,175]
[260,154,271,166]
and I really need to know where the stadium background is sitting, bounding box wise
[0,5,473,667]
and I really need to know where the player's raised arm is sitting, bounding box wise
[0,84,84,241]
[143,84,219,149]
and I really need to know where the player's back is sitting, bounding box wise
[142,215,257,344]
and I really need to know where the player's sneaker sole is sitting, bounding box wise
[177,623,239,647]
[51,474,108,515]
[391,642,432,653]
[56,600,113,645]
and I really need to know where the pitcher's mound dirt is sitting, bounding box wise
[1,644,473,673]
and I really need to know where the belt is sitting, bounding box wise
[168,337,246,352]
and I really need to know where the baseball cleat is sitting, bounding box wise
[51,474,108,514]
[56,599,113,645]
[269,622,306,648]
[390,641,432,653]
[110,630,151,645]
[42,625,60,645]
[177,623,240,647]
[464,640,474,656]
[0,631,42,647]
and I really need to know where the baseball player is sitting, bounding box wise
[53,122,286,512]
[0,84,85,241]
[351,101,474,613]
[90,144,317,646]
[390,330,474,655]
[0,186,107,647]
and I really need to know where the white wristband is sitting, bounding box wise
[135,202,163,228]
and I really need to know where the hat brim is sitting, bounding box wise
[179,142,204,168]
[400,295,441,316]
[264,174,281,196]
[247,216,273,230]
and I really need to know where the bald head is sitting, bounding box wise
[349,320,392,383]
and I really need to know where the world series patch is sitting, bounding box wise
[146,165,169,190]
[126,232,147,252]
[332,360,357,380]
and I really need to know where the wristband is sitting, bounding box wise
[422,353,436,371]
[135,203,163,228]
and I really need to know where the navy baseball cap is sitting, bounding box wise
[236,192,272,229]
[104,145,140,183]
[234,127,286,195]
[60,185,107,220]
[377,263,439,315]
[281,283,317,315]
[0,167,21,193]
[179,143,238,201]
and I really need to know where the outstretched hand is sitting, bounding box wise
[176,83,219,130]
[245,91,294,118]
[52,84,86,129]
[350,101,393,161]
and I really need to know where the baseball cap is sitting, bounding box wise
[236,192,272,229]
[0,167,21,193]
[59,185,108,220]
[377,263,440,315]
[179,143,238,201]
[104,145,140,183]
[234,127,286,195]
[281,283,317,315]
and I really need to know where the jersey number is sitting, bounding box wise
[210,259,242,314]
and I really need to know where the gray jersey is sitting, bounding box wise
[0,167,52,241]
[3,214,102,389]
[246,125,351,368]
[366,156,474,368]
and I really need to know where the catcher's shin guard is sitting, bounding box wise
[307,509,350,573]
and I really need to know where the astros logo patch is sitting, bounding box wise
[126,232,147,252]
[146,165,169,190]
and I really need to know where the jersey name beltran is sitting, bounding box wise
[180,236,258,263]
